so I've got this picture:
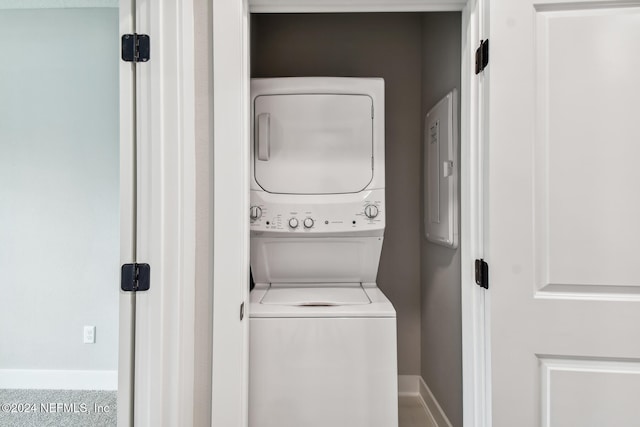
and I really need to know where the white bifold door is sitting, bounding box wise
[489,1,640,426]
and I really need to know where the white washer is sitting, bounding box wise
[249,77,398,427]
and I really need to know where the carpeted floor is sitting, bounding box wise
[0,389,116,427]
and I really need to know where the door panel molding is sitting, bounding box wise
[533,4,640,297]
[536,284,640,301]
[539,356,640,427]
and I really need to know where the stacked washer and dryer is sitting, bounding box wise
[249,77,398,427]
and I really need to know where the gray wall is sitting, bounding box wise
[0,8,119,374]
[420,13,463,427]
[252,13,424,375]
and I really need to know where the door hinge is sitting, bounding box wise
[240,302,245,321]
[121,34,150,63]
[475,259,489,289]
[121,263,151,292]
[475,39,489,74]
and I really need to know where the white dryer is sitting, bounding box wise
[249,77,398,427]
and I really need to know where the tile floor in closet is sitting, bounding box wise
[399,395,437,427]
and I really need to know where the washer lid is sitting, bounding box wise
[260,284,371,306]
[253,94,374,194]
[250,285,396,318]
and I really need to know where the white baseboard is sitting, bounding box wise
[397,375,454,427]
[418,376,453,427]
[0,369,117,390]
[398,374,420,396]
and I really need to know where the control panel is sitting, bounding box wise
[249,189,385,234]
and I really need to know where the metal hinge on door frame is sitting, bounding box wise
[120,31,149,291]
[121,33,150,63]
[121,263,151,292]
[475,39,489,74]
[475,259,489,290]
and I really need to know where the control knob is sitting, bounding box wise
[289,218,299,229]
[364,205,379,219]
[250,206,262,220]
[303,218,314,229]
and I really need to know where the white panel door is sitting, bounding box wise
[489,1,640,426]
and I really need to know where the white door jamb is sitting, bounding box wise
[210,1,490,426]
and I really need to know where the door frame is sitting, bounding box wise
[122,0,200,425]
[210,1,490,426]
[118,0,136,425]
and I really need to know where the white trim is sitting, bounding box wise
[397,375,450,427]
[398,375,420,396]
[418,377,454,427]
[460,1,491,427]
[117,0,136,425]
[177,2,198,427]
[211,0,251,426]
[249,0,466,12]
[0,369,117,391]
[133,0,199,425]
[478,1,491,427]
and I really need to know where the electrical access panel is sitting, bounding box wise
[424,89,458,249]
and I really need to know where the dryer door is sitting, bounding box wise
[253,94,373,194]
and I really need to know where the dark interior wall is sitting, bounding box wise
[420,13,463,427]
[251,13,424,376]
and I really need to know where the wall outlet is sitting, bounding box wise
[83,326,96,344]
